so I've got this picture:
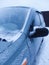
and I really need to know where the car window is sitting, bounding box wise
[0,7,29,30]
[0,7,30,41]
[34,11,45,26]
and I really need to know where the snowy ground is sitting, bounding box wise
[34,28,49,65]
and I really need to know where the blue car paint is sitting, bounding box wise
[0,6,45,65]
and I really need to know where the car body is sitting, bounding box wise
[0,6,47,65]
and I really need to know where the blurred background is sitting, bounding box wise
[0,0,49,11]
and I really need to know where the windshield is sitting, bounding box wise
[0,7,30,31]
[0,7,30,41]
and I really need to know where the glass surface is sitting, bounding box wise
[0,7,30,39]
[0,7,29,30]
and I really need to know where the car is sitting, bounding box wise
[0,6,48,65]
